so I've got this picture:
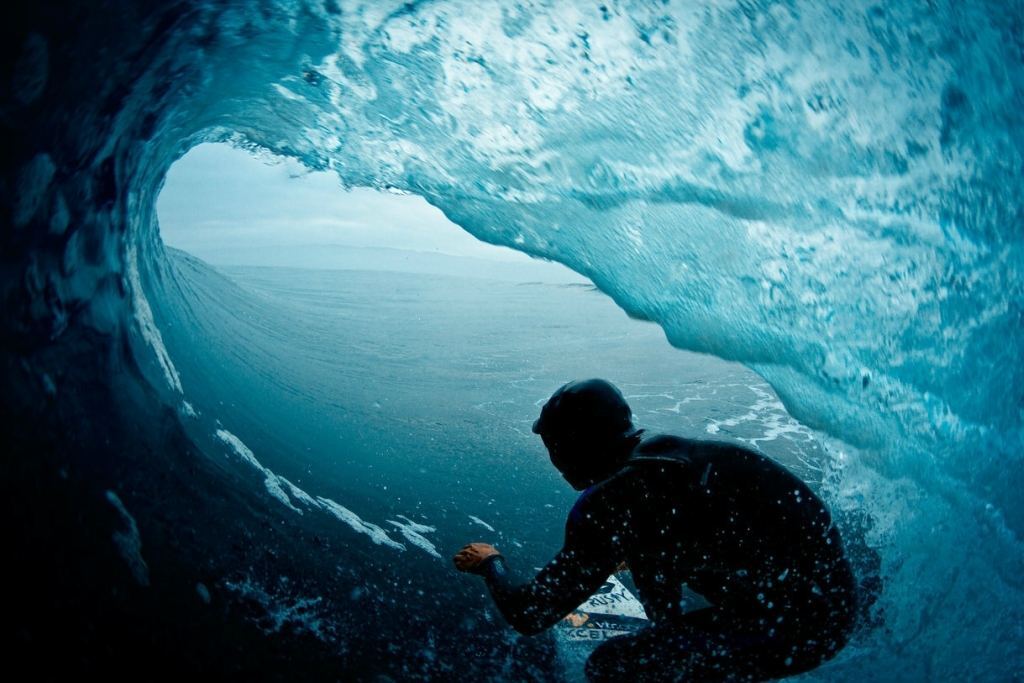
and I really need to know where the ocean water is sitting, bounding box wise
[2,1,1021,680]
[155,248,844,678]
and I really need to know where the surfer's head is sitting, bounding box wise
[533,379,641,490]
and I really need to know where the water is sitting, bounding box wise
[160,248,825,568]
[150,249,842,679]
[2,1,1021,679]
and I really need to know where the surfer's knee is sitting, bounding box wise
[583,634,633,682]
[584,631,678,682]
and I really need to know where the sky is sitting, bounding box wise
[157,143,582,282]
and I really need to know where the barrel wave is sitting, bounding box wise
[1,1,1021,680]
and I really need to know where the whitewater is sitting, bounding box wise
[1,1,1021,680]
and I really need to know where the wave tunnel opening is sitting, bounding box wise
[150,140,872,679]
[2,1,1021,680]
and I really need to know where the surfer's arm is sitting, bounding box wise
[480,488,623,636]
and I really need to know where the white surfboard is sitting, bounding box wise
[551,573,649,681]
[555,573,649,643]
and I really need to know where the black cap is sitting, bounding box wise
[532,379,634,438]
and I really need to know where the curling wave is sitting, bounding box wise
[1,1,1022,679]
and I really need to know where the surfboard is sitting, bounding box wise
[555,573,649,643]
[551,572,649,679]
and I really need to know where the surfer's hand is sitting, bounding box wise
[453,542,500,574]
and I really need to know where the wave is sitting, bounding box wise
[2,1,1021,679]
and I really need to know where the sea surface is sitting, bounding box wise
[156,248,829,652]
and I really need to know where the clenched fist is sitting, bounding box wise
[453,542,501,574]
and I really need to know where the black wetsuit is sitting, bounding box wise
[480,435,857,682]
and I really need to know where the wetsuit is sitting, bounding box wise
[480,434,857,682]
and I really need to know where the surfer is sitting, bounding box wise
[454,379,858,682]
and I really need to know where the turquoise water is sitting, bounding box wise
[4,1,1021,678]
[159,248,827,568]
[151,247,850,678]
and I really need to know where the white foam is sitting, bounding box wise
[222,576,331,640]
[214,430,415,552]
[215,429,300,513]
[468,515,496,532]
[317,497,405,551]
[126,242,182,393]
[703,384,814,447]
[261,475,301,514]
[387,515,441,558]
[280,476,319,508]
